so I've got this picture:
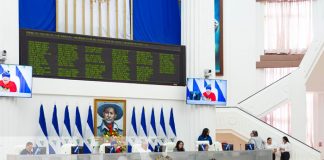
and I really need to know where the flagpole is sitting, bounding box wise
[106,0,110,37]
[65,0,68,32]
[73,0,77,33]
[123,0,126,39]
[99,0,102,36]
[90,0,94,35]
[115,0,118,38]
[82,0,85,34]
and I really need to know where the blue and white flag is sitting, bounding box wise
[131,107,138,136]
[140,107,148,137]
[37,105,51,154]
[61,106,73,144]
[215,79,226,102]
[48,105,61,154]
[148,108,158,151]
[15,66,31,93]
[158,108,167,144]
[73,107,83,146]
[168,108,177,142]
[128,106,138,153]
[139,107,149,151]
[83,106,94,154]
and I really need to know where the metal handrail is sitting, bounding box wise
[218,106,320,153]
[238,72,293,104]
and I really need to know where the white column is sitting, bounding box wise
[314,93,324,159]
[181,0,216,151]
[0,0,19,64]
[289,71,307,142]
[181,0,215,78]
[313,0,324,41]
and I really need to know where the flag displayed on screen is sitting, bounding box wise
[186,78,227,105]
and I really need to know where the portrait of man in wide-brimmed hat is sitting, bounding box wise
[95,99,126,137]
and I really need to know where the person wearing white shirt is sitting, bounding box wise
[279,136,291,160]
[136,140,151,153]
[265,137,279,160]
[135,139,152,160]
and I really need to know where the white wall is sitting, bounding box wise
[0,0,19,64]
[313,0,324,41]
[313,93,324,159]
[3,0,318,159]
[221,0,265,106]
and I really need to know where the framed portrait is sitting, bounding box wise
[215,0,223,76]
[94,99,126,137]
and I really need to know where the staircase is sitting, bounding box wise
[238,40,324,117]
[256,54,304,68]
[215,107,321,160]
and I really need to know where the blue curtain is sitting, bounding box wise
[19,0,56,31]
[133,0,180,45]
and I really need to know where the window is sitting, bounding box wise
[264,0,312,54]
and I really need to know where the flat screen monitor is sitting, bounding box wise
[105,146,116,153]
[245,144,254,150]
[198,144,208,151]
[154,145,165,152]
[186,78,227,105]
[0,64,32,98]
[222,144,233,151]
[33,147,46,155]
[71,146,83,154]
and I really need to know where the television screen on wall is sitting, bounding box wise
[186,78,227,105]
[0,64,32,98]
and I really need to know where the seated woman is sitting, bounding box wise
[173,140,185,152]
[198,128,213,145]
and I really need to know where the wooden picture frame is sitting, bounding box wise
[94,99,126,137]
[215,0,223,76]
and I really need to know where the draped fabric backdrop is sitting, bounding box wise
[19,0,181,44]
[264,0,312,54]
[19,0,56,31]
[133,0,181,44]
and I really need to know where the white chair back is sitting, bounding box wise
[131,143,142,153]
[60,143,74,154]
[99,143,111,154]
[13,145,25,155]
[163,142,176,153]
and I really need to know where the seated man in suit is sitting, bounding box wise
[20,142,33,155]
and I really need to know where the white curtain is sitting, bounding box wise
[264,0,312,54]
[261,68,297,134]
[57,0,131,39]
[262,103,291,134]
[262,68,315,145]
